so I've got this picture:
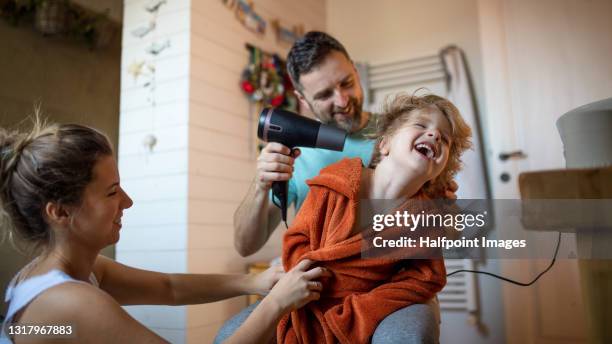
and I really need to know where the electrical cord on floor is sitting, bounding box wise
[446,232,562,286]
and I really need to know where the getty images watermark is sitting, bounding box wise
[358,199,612,260]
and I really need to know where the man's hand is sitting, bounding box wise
[255,143,301,191]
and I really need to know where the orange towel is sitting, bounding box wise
[277,158,447,344]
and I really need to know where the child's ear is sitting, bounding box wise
[379,137,390,156]
[44,201,73,227]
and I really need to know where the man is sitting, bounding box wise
[233,31,374,258]
[216,31,444,344]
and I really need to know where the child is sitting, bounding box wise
[278,93,472,344]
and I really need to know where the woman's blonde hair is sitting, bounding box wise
[0,114,113,253]
[368,93,472,197]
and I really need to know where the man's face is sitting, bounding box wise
[295,51,365,133]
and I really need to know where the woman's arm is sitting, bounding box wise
[90,257,326,343]
[93,255,283,305]
[13,260,325,343]
[15,282,168,343]
[225,259,327,344]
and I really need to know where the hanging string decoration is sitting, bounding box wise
[271,19,304,46]
[234,0,266,35]
[220,0,306,44]
[240,44,297,110]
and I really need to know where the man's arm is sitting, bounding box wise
[233,143,298,256]
[233,181,282,256]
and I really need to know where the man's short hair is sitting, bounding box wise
[286,31,351,90]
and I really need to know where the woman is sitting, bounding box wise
[0,118,327,343]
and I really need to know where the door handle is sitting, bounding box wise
[499,150,526,161]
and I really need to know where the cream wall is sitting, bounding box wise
[327,1,504,343]
[327,0,485,117]
[328,0,481,61]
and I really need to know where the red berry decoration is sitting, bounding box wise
[270,95,284,107]
[241,80,255,94]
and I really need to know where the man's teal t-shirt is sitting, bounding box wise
[288,135,375,210]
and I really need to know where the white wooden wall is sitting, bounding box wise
[118,1,190,343]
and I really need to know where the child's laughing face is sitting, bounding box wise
[380,107,452,183]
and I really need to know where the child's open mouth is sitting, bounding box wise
[415,142,437,160]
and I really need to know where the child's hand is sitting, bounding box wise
[250,264,285,296]
[267,259,330,313]
[444,179,458,199]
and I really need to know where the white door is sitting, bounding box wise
[478,0,612,343]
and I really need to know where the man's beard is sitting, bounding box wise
[330,98,363,133]
[334,114,357,132]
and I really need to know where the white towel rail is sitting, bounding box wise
[367,54,446,91]
[440,259,478,316]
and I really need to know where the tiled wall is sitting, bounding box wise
[119,0,325,342]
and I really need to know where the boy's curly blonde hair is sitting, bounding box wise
[367,93,472,197]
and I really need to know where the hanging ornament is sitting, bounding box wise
[239,44,297,111]
[271,19,304,46]
[235,0,266,35]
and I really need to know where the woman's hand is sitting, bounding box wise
[267,259,329,313]
[223,259,328,344]
[249,264,285,296]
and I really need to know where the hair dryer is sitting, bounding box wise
[257,107,347,224]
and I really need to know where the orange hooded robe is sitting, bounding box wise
[277,158,447,344]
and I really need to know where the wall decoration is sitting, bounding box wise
[126,0,171,156]
[0,0,118,48]
[34,0,68,35]
[235,0,265,35]
[142,133,158,152]
[131,0,166,39]
[240,44,298,155]
[146,39,170,55]
[271,19,304,46]
[131,21,155,38]
[127,0,171,157]
[240,43,296,110]
[127,0,169,108]
[219,0,306,44]
[128,60,147,80]
[145,0,167,13]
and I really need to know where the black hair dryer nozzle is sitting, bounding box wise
[257,108,347,223]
